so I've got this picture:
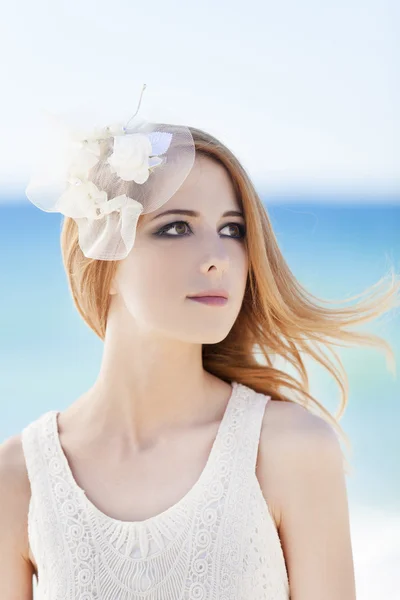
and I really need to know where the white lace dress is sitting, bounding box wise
[22,381,290,599]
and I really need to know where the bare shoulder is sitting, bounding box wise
[261,398,338,441]
[0,433,31,496]
[0,433,32,562]
[256,398,342,530]
[258,398,356,598]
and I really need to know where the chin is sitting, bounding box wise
[199,329,232,344]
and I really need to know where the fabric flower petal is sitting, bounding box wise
[118,164,150,183]
[56,181,107,220]
[74,196,144,260]
[107,133,152,182]
[148,156,163,169]
[147,131,172,156]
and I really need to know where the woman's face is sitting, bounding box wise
[110,155,249,344]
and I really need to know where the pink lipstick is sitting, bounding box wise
[188,296,228,306]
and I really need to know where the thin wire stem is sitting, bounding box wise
[124,84,147,130]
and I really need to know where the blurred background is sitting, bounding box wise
[0,1,399,597]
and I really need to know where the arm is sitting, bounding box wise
[275,410,357,599]
[0,434,35,600]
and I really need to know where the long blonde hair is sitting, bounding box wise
[60,125,400,472]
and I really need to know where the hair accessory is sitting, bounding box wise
[25,85,196,260]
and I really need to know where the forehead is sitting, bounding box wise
[145,155,240,221]
[186,154,237,196]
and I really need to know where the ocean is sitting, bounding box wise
[1,195,399,597]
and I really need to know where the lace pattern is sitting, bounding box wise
[22,382,290,599]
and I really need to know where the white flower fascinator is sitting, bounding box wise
[25,85,196,260]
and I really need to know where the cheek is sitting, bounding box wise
[116,246,186,310]
[115,238,248,313]
[231,244,249,286]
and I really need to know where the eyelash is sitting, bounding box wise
[154,220,246,240]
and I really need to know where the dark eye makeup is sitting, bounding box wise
[153,220,246,240]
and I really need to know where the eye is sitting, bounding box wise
[221,223,246,238]
[154,220,246,239]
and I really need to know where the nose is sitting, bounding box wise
[198,233,231,274]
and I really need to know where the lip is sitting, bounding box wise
[187,289,229,299]
[188,296,228,306]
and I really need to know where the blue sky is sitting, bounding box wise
[0,0,399,199]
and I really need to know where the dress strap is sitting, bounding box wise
[237,389,271,474]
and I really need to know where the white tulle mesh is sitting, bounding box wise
[24,110,196,261]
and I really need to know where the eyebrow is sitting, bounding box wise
[150,209,244,221]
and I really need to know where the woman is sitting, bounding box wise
[0,102,398,599]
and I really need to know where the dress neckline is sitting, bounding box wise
[49,380,240,529]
